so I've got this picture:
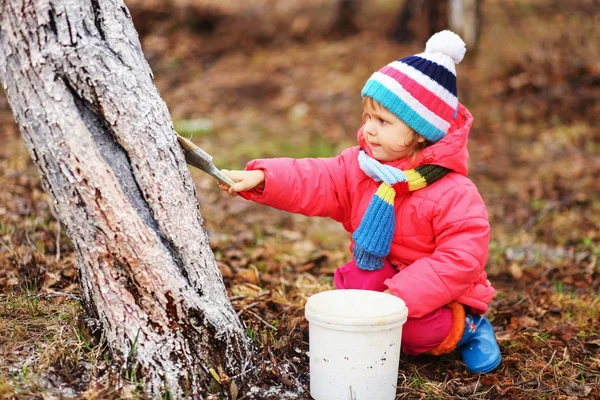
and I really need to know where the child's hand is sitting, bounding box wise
[219,169,265,197]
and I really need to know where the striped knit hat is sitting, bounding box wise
[361,30,466,143]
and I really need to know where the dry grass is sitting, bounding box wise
[1,0,599,398]
[0,293,89,398]
[0,291,149,398]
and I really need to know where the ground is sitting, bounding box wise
[1,0,599,399]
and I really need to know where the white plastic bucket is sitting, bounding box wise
[305,289,408,400]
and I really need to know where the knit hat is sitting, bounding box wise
[361,30,466,143]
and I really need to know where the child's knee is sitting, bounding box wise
[401,307,454,355]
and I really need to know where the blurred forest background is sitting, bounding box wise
[1,0,599,399]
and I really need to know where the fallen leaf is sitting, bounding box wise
[451,381,482,396]
[552,323,575,342]
[585,338,600,347]
[509,262,524,279]
[209,368,221,384]
[519,316,539,328]
[236,268,259,285]
[562,380,592,397]
[495,331,515,342]
[217,261,233,278]
[507,315,519,328]
[230,380,239,400]
[481,375,498,386]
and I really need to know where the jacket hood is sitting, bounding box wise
[357,103,473,176]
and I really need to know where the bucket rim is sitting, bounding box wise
[304,289,408,327]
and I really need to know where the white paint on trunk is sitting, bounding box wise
[0,0,254,397]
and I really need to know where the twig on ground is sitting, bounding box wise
[246,309,277,330]
[30,292,82,301]
[237,301,260,316]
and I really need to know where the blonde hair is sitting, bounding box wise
[362,97,432,158]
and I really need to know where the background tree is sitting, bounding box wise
[0,0,253,397]
[391,0,481,51]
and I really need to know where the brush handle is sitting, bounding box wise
[208,165,252,200]
[208,165,236,187]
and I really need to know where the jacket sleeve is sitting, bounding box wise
[242,147,357,223]
[384,182,490,318]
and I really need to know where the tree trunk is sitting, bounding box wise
[392,0,448,44]
[0,0,253,397]
[448,0,481,52]
[392,0,481,52]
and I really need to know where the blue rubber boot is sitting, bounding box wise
[456,314,501,373]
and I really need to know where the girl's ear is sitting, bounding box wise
[417,134,426,143]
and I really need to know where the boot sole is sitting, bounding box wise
[467,355,501,374]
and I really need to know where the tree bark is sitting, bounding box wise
[0,0,253,397]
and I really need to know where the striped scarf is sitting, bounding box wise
[352,149,450,271]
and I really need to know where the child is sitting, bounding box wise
[218,30,501,374]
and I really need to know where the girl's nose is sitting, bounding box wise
[364,119,376,136]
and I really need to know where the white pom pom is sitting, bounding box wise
[425,30,466,64]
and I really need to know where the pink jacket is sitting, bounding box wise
[244,104,494,318]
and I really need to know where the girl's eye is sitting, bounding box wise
[379,118,387,125]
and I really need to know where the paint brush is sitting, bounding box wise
[176,134,236,186]
[176,134,251,200]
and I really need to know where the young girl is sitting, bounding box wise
[218,30,501,374]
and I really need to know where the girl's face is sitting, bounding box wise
[363,101,424,162]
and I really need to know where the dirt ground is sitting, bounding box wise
[1,0,599,399]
